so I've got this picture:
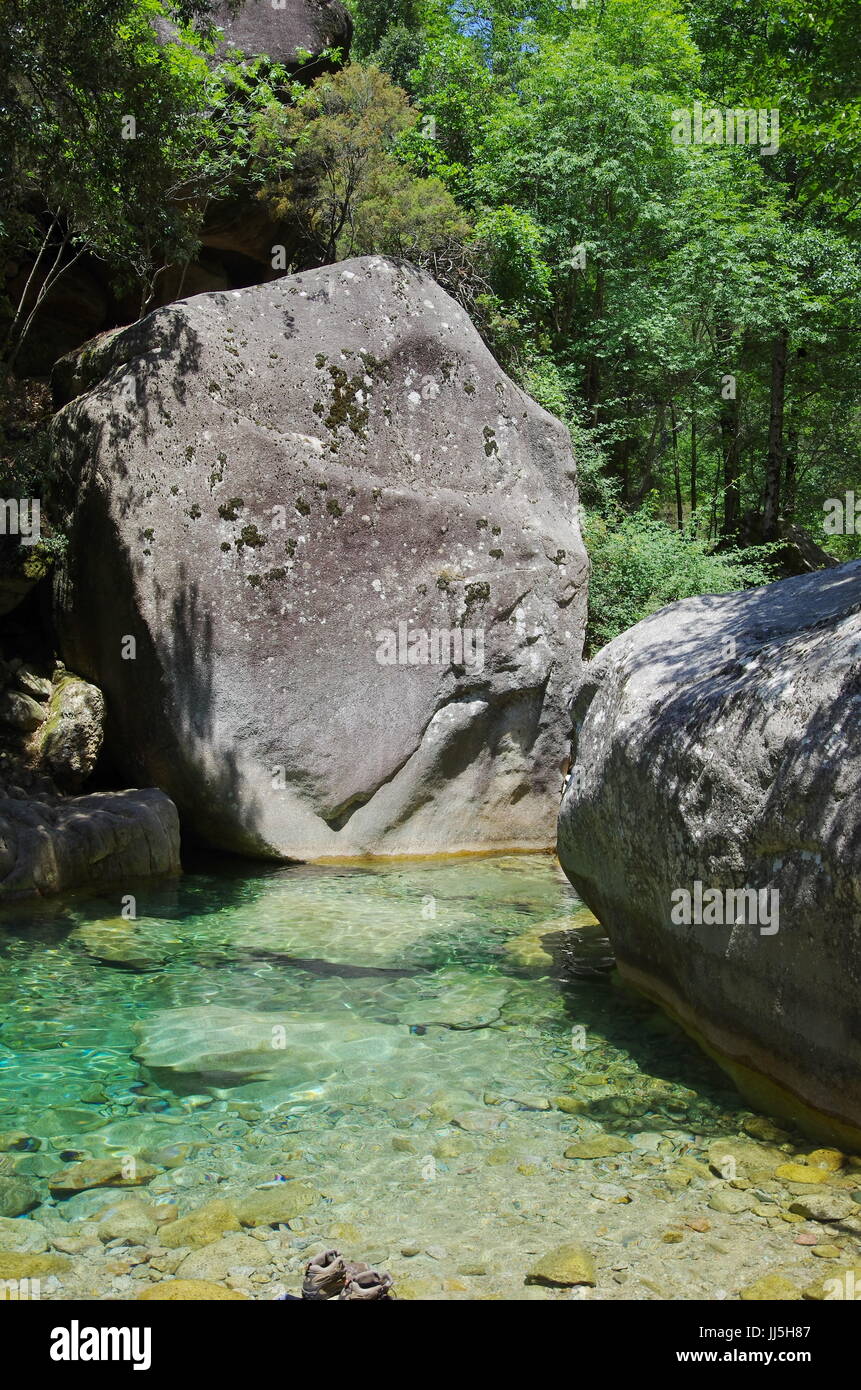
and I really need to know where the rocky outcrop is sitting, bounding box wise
[212,0,352,72]
[51,256,587,859]
[558,560,861,1144]
[0,787,181,900]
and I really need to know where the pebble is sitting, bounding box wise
[774,1163,830,1185]
[137,1279,247,1301]
[452,1111,503,1133]
[708,1189,755,1214]
[789,1194,856,1223]
[739,1273,800,1301]
[564,1136,633,1160]
[526,1242,597,1287]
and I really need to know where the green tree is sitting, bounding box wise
[253,63,472,271]
[0,0,244,368]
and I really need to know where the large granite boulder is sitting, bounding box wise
[51,256,587,858]
[0,788,181,900]
[558,561,861,1144]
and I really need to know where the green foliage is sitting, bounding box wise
[253,63,472,266]
[0,0,265,362]
[3,0,858,621]
[584,508,777,654]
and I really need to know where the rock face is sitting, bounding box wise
[0,787,181,900]
[212,0,352,72]
[557,560,861,1143]
[52,256,587,858]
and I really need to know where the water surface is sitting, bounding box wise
[0,855,799,1299]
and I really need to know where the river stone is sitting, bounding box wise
[159,1200,242,1249]
[739,1273,800,1301]
[803,1148,844,1172]
[802,1264,861,1300]
[502,924,555,970]
[789,1193,856,1223]
[0,787,180,901]
[51,256,587,859]
[175,1232,271,1282]
[742,1116,792,1144]
[774,1163,831,1185]
[526,1242,597,1287]
[0,1175,39,1217]
[708,1189,756,1215]
[558,560,861,1139]
[95,1198,162,1243]
[0,1251,71,1279]
[0,689,47,732]
[0,1132,39,1153]
[133,1004,400,1083]
[395,970,510,1029]
[235,1183,320,1227]
[707,1138,787,1182]
[71,918,166,971]
[564,1136,633,1160]
[138,1278,248,1301]
[452,1109,504,1134]
[0,1217,48,1252]
[47,1158,159,1194]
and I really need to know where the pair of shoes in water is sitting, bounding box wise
[276,1248,394,1300]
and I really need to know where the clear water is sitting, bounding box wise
[0,855,793,1299]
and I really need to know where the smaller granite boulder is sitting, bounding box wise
[0,787,181,901]
[33,672,105,790]
[0,689,47,732]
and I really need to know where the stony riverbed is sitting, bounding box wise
[1,856,859,1301]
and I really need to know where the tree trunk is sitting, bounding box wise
[784,413,799,523]
[763,328,789,541]
[671,400,683,530]
[720,395,741,536]
[690,407,698,518]
[717,324,742,537]
[584,268,604,417]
